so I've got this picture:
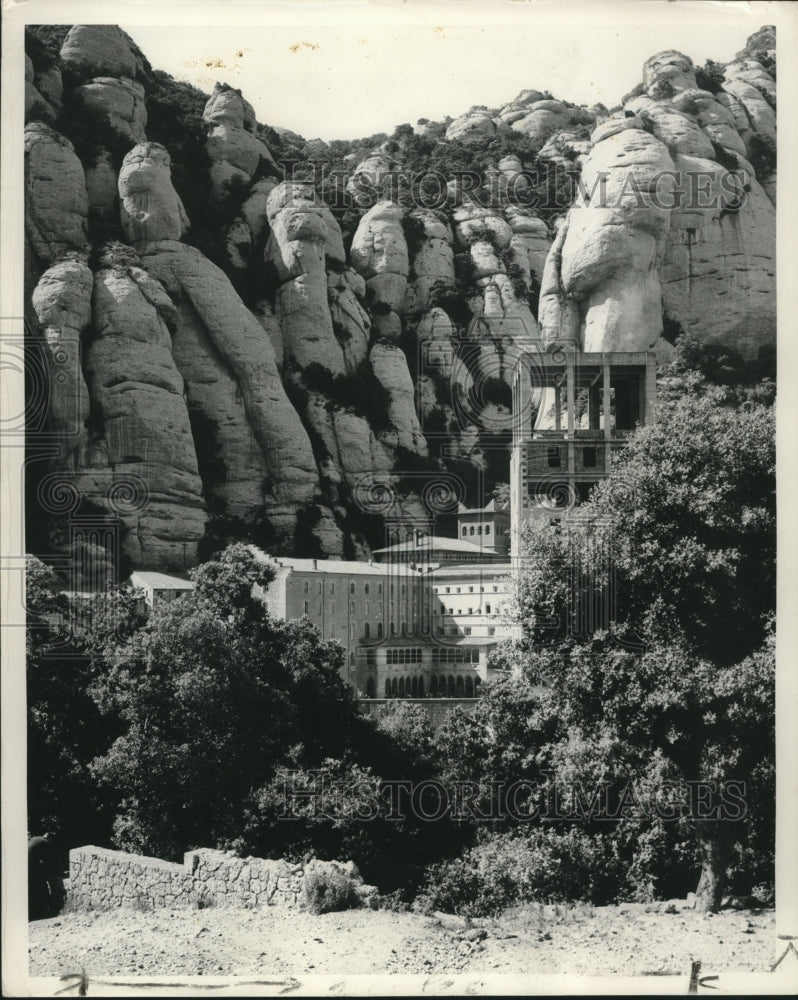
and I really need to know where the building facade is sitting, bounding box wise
[510,347,657,559]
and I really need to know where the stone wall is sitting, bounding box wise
[68,845,378,911]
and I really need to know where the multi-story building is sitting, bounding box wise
[128,570,195,608]
[510,347,657,558]
[455,500,510,555]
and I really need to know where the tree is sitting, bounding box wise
[511,378,775,909]
[89,545,364,859]
[26,557,120,852]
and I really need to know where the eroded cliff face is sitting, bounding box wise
[543,35,776,359]
[24,23,777,574]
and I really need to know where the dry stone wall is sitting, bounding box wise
[69,845,378,911]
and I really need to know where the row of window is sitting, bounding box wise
[386,648,423,665]
[302,579,429,597]
[431,646,481,664]
[381,674,482,698]
[437,626,495,637]
[547,446,597,468]
[436,585,502,594]
[436,604,492,615]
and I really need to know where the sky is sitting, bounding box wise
[122,5,769,142]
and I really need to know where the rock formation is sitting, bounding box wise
[22,22,777,575]
[542,42,776,359]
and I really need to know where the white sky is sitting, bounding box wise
[123,10,767,142]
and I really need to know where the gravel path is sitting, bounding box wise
[28,901,775,979]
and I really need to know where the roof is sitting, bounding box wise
[373,536,499,556]
[457,500,508,515]
[429,563,512,579]
[252,549,415,576]
[128,571,194,590]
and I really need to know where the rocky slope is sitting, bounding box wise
[24,25,776,576]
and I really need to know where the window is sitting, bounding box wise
[377,622,383,638]
[461,527,467,536]
[448,607,453,615]
[468,586,474,593]
[350,602,356,613]
[468,608,473,615]
[445,587,450,594]
[378,583,383,595]
[316,581,322,594]
[365,601,369,614]
[449,627,458,636]
[303,601,309,614]
[350,582,355,594]
[401,584,406,596]
[488,627,495,636]
[350,623,355,638]
[303,581,310,594]
[366,649,375,666]
[456,587,461,594]
[493,586,499,592]
[364,623,370,638]
[349,652,355,666]
[464,627,471,636]
[477,525,482,535]
[485,525,491,535]
[331,601,336,615]
[364,584,370,596]
[330,582,335,595]
[486,603,491,614]
[469,526,475,535]
[317,603,322,614]
[547,446,561,468]
[583,446,597,468]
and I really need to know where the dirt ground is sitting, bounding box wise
[28,899,775,980]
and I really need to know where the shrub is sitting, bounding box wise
[401,213,427,259]
[415,827,624,917]
[303,866,359,914]
[695,59,726,95]
[746,133,777,182]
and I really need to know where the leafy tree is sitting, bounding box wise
[26,557,120,852]
[510,378,775,909]
[88,544,363,859]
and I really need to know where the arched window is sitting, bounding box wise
[303,581,310,594]
[447,675,456,697]
[461,527,467,537]
[385,679,391,697]
[364,622,370,638]
[456,675,465,696]
[430,675,438,696]
[303,601,309,614]
[364,584,370,596]
[469,526,475,536]
[465,676,474,697]
[350,582,355,594]
[485,525,491,536]
[411,676,418,697]
[418,676,425,697]
[366,678,376,698]
[477,525,482,535]
[474,676,482,691]
[377,622,383,638]
[398,677,405,697]
[391,677,398,697]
